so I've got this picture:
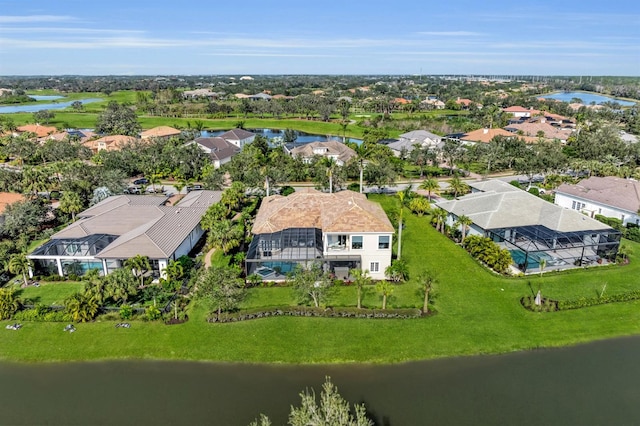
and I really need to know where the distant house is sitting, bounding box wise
[387,130,443,157]
[502,106,535,118]
[16,124,57,139]
[248,93,272,101]
[40,130,95,144]
[187,137,240,168]
[454,128,538,145]
[555,176,640,226]
[436,179,620,273]
[454,98,480,109]
[246,189,394,281]
[287,140,356,166]
[421,98,445,109]
[28,190,222,278]
[83,135,137,154]
[0,192,25,225]
[219,128,256,149]
[140,126,182,140]
[182,88,220,99]
[504,119,573,142]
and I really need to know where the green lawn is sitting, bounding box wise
[16,282,84,306]
[2,195,640,363]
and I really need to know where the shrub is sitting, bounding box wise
[119,304,133,320]
[208,306,422,323]
[145,304,162,321]
[463,235,512,274]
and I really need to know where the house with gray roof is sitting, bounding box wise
[555,176,640,227]
[387,130,443,157]
[28,190,222,279]
[188,137,240,168]
[219,128,256,149]
[436,179,620,273]
[287,140,356,166]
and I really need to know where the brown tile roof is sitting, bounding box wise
[83,135,137,152]
[140,126,181,139]
[252,189,393,235]
[0,192,25,215]
[556,177,640,213]
[16,124,57,138]
[504,121,573,141]
[460,128,538,144]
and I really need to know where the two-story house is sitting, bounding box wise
[245,189,394,281]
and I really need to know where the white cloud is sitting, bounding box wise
[0,15,76,23]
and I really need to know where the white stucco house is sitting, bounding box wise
[28,191,222,279]
[555,176,640,226]
[245,189,394,281]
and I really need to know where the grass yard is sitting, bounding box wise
[2,195,640,364]
[15,282,84,306]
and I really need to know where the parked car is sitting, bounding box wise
[124,186,141,194]
[186,184,204,192]
[146,186,165,194]
[133,177,149,185]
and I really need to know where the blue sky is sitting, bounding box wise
[0,0,638,76]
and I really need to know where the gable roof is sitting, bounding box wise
[252,189,393,235]
[140,126,181,139]
[437,180,610,233]
[219,128,256,141]
[556,176,640,213]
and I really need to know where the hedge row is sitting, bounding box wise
[556,290,640,310]
[521,289,640,312]
[208,306,423,323]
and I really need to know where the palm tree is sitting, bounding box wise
[207,220,243,254]
[348,142,370,194]
[431,208,448,234]
[447,175,469,198]
[8,253,31,287]
[321,157,338,193]
[0,288,22,320]
[419,178,441,202]
[375,281,394,310]
[417,271,436,314]
[124,255,152,288]
[65,292,99,322]
[350,268,372,309]
[454,215,473,243]
[59,191,83,221]
[539,258,547,276]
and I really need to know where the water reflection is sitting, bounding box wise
[2,336,640,425]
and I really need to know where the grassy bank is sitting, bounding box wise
[2,197,640,364]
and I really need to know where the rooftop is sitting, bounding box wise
[556,176,640,214]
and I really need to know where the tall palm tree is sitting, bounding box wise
[350,268,372,309]
[447,175,469,198]
[8,253,31,287]
[348,142,370,194]
[321,157,338,193]
[419,178,441,202]
[455,215,473,243]
[417,271,436,313]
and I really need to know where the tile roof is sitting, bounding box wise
[16,124,57,138]
[83,135,137,152]
[556,176,640,213]
[504,121,573,141]
[0,192,25,215]
[191,137,240,161]
[460,128,538,144]
[290,140,356,165]
[437,179,610,232]
[140,126,181,139]
[219,128,256,140]
[52,191,222,259]
[252,189,393,235]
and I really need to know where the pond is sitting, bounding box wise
[201,128,362,145]
[0,98,103,113]
[540,91,636,106]
[1,335,639,425]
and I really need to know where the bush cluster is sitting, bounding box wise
[13,306,71,322]
[556,290,640,310]
[595,214,640,243]
[520,296,558,312]
[462,235,512,274]
[208,306,422,323]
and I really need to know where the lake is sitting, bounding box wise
[201,128,362,145]
[540,91,636,106]
[1,335,640,425]
[0,97,103,113]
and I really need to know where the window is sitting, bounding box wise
[351,236,363,250]
[370,262,379,273]
[571,201,577,209]
[378,235,390,249]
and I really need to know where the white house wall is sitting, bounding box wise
[555,193,640,226]
[323,232,392,280]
